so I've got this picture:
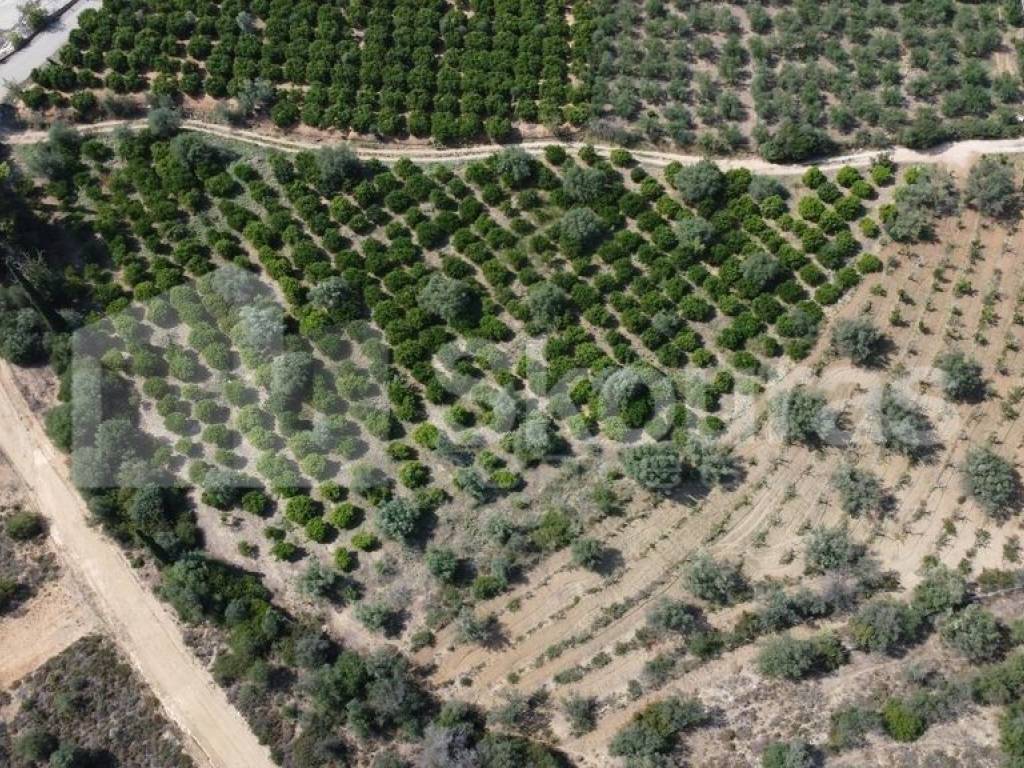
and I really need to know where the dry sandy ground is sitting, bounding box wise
[0,450,97,689]
[0,575,97,689]
[0,361,274,768]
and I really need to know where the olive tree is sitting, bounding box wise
[804,525,865,574]
[417,273,476,326]
[936,350,985,402]
[831,317,886,366]
[876,386,934,459]
[526,282,570,330]
[314,145,361,195]
[620,443,683,492]
[831,462,884,518]
[963,445,1020,519]
[376,497,422,542]
[683,552,749,605]
[884,167,959,242]
[965,156,1018,219]
[558,206,607,256]
[771,386,835,446]
[672,159,725,205]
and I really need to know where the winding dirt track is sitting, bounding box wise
[0,361,275,768]
[3,117,1024,173]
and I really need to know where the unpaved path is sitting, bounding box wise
[0,361,274,768]
[3,117,1024,173]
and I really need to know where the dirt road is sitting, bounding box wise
[0,361,274,768]
[3,116,1023,173]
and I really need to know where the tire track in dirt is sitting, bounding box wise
[4,118,1024,174]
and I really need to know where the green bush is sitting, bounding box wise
[351,530,379,551]
[940,605,1006,662]
[882,699,926,742]
[328,503,362,530]
[761,741,815,768]
[683,553,749,605]
[849,599,922,655]
[757,631,848,680]
[5,509,45,540]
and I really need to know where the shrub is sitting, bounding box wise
[940,605,1005,662]
[562,694,598,736]
[831,318,886,366]
[398,461,430,489]
[761,741,816,768]
[570,537,603,570]
[683,553,749,605]
[999,704,1024,762]
[609,695,708,763]
[757,631,848,680]
[304,517,331,543]
[351,531,379,551]
[333,547,356,572]
[13,728,57,761]
[241,490,270,516]
[882,699,926,742]
[646,598,698,636]
[0,308,46,365]
[328,503,361,529]
[963,445,1020,519]
[5,509,45,540]
[848,599,922,655]
[472,573,506,600]
[828,705,882,751]
[424,546,458,583]
[911,564,968,618]
[285,495,320,525]
[804,525,865,574]
[271,540,298,561]
[936,351,985,402]
[532,508,576,552]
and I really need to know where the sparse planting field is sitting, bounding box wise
[2,115,1024,767]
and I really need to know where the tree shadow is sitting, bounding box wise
[594,546,625,577]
